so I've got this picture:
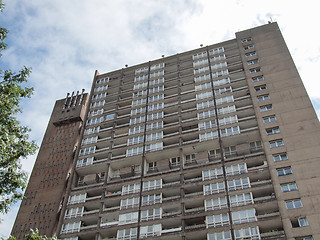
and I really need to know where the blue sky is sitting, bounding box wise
[1,0,320,237]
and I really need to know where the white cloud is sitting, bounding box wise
[1,0,320,237]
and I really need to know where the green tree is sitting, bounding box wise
[0,25,37,213]
[6,229,58,240]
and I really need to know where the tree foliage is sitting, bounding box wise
[6,229,58,240]
[0,25,37,213]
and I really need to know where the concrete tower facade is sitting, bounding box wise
[12,23,320,240]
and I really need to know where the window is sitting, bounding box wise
[117,227,137,240]
[193,51,207,60]
[206,213,230,228]
[227,177,250,191]
[212,69,229,78]
[148,103,164,111]
[185,153,196,164]
[204,181,226,195]
[209,47,224,55]
[76,157,94,168]
[216,95,234,105]
[134,82,148,90]
[62,237,78,240]
[205,197,227,211]
[149,85,164,94]
[210,54,226,62]
[226,163,247,176]
[146,121,163,131]
[84,126,100,135]
[193,58,209,67]
[257,94,270,101]
[81,136,98,146]
[254,85,266,92]
[194,74,211,83]
[252,75,264,83]
[250,141,262,151]
[273,153,288,162]
[129,125,145,135]
[198,110,215,120]
[209,148,221,158]
[147,112,163,121]
[140,224,161,238]
[242,38,252,43]
[263,115,276,123]
[281,182,298,192]
[150,63,165,71]
[126,146,143,157]
[79,146,95,156]
[269,139,284,148]
[148,94,164,102]
[145,142,163,152]
[119,212,139,225]
[146,132,163,142]
[245,52,256,57]
[127,135,144,146]
[64,207,83,219]
[214,86,232,95]
[68,193,86,205]
[141,208,161,221]
[143,179,162,191]
[94,85,108,92]
[199,120,216,130]
[197,100,214,110]
[224,146,236,156]
[230,193,254,207]
[199,130,218,141]
[220,126,240,137]
[134,74,148,82]
[213,77,230,87]
[91,100,105,108]
[130,116,146,125]
[88,108,104,117]
[148,162,157,171]
[120,197,140,210]
[86,117,101,126]
[149,78,164,86]
[196,91,213,100]
[217,105,236,115]
[195,82,212,91]
[211,62,227,70]
[298,217,309,227]
[131,107,146,116]
[202,167,223,181]
[61,222,81,234]
[170,157,180,167]
[234,226,260,240]
[277,167,292,176]
[285,199,303,209]
[194,66,210,74]
[247,59,258,65]
[142,194,162,206]
[96,77,109,84]
[122,183,140,195]
[207,231,232,240]
[150,70,164,78]
[249,67,261,74]
[133,90,147,98]
[232,209,256,224]
[266,126,280,135]
[132,98,147,106]
[135,67,148,75]
[244,44,254,50]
